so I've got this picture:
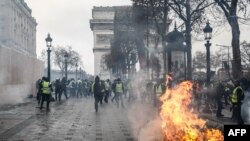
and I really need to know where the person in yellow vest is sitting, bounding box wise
[113,78,125,108]
[153,79,166,107]
[40,77,53,111]
[104,79,111,103]
[230,80,244,124]
[100,80,106,104]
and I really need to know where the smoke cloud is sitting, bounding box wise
[241,90,250,124]
[126,101,163,141]
[0,84,31,105]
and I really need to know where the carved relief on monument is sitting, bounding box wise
[100,55,107,71]
[96,34,113,45]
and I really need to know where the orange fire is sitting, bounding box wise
[160,79,224,141]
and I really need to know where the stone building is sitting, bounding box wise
[0,0,43,103]
[0,0,37,57]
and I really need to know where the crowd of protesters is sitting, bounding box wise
[35,74,250,125]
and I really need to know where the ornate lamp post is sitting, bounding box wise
[203,21,213,87]
[75,63,78,80]
[64,52,69,97]
[79,67,82,79]
[64,52,69,81]
[45,33,52,81]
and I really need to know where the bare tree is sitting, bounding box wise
[132,0,216,80]
[241,41,250,66]
[132,0,170,76]
[54,46,83,73]
[39,46,83,76]
[167,0,216,80]
[214,0,250,79]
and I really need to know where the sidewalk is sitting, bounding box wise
[0,97,35,111]
[199,103,237,131]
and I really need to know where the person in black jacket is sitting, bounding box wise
[216,82,224,117]
[54,79,62,101]
[61,77,68,100]
[92,76,102,112]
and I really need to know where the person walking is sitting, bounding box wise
[76,79,83,98]
[61,77,68,100]
[54,79,62,101]
[104,79,111,103]
[92,76,102,112]
[216,82,224,117]
[113,78,125,108]
[36,78,44,104]
[83,79,89,97]
[153,79,166,107]
[40,77,53,111]
[230,80,245,124]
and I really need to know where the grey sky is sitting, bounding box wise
[25,0,249,74]
[26,0,132,75]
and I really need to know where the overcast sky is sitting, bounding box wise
[25,0,250,75]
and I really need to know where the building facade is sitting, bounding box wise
[0,0,37,57]
[0,0,43,103]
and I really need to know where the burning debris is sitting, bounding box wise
[160,80,224,141]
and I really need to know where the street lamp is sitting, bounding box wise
[64,52,69,97]
[64,52,69,81]
[75,63,78,80]
[203,21,213,87]
[79,67,82,79]
[45,33,52,81]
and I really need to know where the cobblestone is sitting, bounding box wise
[0,98,138,141]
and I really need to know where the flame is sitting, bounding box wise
[160,78,224,141]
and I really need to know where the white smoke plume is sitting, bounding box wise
[126,102,163,141]
[0,84,31,105]
[241,90,250,124]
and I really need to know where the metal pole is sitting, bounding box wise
[76,67,78,80]
[65,60,68,81]
[65,58,68,97]
[205,40,211,87]
[47,47,51,82]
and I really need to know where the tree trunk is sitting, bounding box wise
[185,0,192,80]
[231,17,242,79]
[186,33,192,80]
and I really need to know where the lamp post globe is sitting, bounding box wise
[45,33,53,82]
[203,21,213,87]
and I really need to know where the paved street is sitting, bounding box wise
[0,95,238,141]
[0,97,145,141]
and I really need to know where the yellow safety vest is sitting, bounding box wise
[156,84,163,97]
[105,82,110,91]
[231,86,243,104]
[115,83,123,93]
[42,81,51,94]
